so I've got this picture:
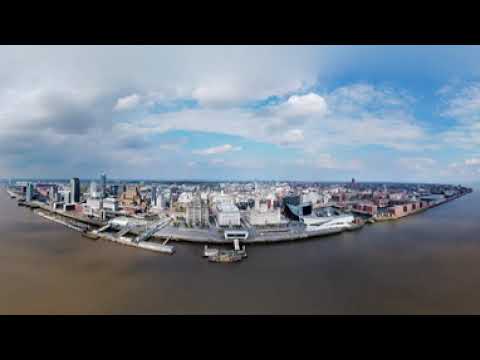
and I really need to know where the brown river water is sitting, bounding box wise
[1,187,479,314]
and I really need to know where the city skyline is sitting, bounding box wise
[1,46,480,183]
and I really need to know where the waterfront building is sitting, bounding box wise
[70,177,80,203]
[301,191,321,205]
[186,196,209,226]
[100,172,107,197]
[177,192,193,204]
[102,197,119,212]
[111,184,119,196]
[216,203,241,227]
[302,214,354,232]
[352,202,378,216]
[86,198,103,211]
[247,206,281,226]
[154,193,166,209]
[89,181,99,198]
[151,186,157,206]
[26,183,34,202]
[282,195,312,220]
[49,186,58,204]
[120,186,142,207]
[62,190,71,204]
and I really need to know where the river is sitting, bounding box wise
[1,188,479,314]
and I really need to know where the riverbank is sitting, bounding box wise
[5,187,473,248]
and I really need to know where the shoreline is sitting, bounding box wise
[4,187,472,250]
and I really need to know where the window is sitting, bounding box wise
[403,206,408,213]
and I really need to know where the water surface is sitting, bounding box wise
[1,189,479,314]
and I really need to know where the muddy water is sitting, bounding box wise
[1,188,479,314]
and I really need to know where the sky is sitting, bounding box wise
[1,45,480,183]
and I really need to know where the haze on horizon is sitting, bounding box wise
[1,45,480,183]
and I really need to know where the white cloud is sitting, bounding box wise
[274,93,328,118]
[209,158,225,165]
[465,158,480,166]
[296,154,363,170]
[114,94,141,111]
[442,83,480,122]
[192,144,242,156]
[282,129,304,144]
[398,157,436,171]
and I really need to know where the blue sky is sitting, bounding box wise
[1,45,480,183]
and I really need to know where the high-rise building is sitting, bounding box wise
[26,183,34,202]
[63,190,71,204]
[90,181,98,198]
[100,172,107,198]
[49,186,58,204]
[111,185,119,197]
[186,196,209,226]
[151,186,157,206]
[70,177,80,203]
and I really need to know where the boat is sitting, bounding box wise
[203,245,219,257]
[346,218,365,231]
[81,231,100,240]
[208,252,243,263]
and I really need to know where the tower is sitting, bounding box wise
[151,186,157,206]
[26,183,34,202]
[70,177,80,203]
[100,172,107,198]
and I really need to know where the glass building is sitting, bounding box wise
[70,177,80,203]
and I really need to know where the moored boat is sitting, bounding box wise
[82,231,100,240]
[208,252,243,263]
[203,245,219,257]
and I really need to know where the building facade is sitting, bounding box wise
[185,196,209,226]
[216,203,240,226]
[70,177,80,203]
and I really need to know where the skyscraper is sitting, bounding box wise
[90,181,98,198]
[151,186,157,206]
[26,183,34,202]
[49,186,58,204]
[100,172,107,198]
[70,177,80,203]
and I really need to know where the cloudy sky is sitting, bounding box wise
[1,45,480,183]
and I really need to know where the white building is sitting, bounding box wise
[389,192,405,201]
[154,193,166,209]
[62,190,71,204]
[86,198,102,210]
[216,203,240,227]
[247,207,281,226]
[177,192,193,204]
[210,193,235,206]
[90,181,101,198]
[103,197,119,212]
[186,196,209,226]
[302,191,321,205]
